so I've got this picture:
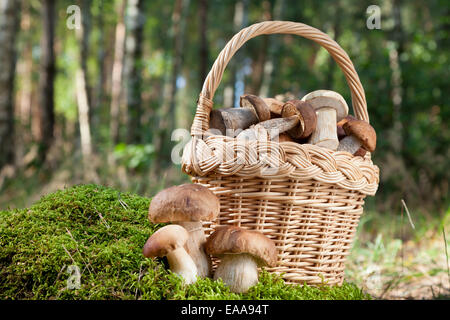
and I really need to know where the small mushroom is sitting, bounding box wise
[143,224,198,284]
[236,100,316,142]
[208,95,271,137]
[148,184,220,278]
[337,119,376,155]
[208,107,260,137]
[280,100,317,139]
[240,94,271,122]
[337,115,356,140]
[337,115,367,156]
[205,226,277,293]
[301,90,349,150]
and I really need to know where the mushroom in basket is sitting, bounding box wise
[301,90,349,150]
[205,225,277,293]
[236,99,317,142]
[337,118,376,156]
[208,94,270,137]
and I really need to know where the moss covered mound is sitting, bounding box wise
[0,184,370,300]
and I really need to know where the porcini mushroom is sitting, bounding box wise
[280,100,317,139]
[208,107,259,137]
[337,115,356,140]
[148,183,220,278]
[301,90,349,150]
[337,115,367,156]
[337,119,376,155]
[143,224,198,284]
[235,115,299,141]
[205,226,277,293]
[208,95,271,137]
[240,94,271,122]
[236,100,316,142]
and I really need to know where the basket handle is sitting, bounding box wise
[191,21,369,136]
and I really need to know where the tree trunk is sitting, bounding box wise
[18,1,32,130]
[246,0,271,95]
[124,0,145,144]
[229,0,248,107]
[110,0,127,145]
[154,0,190,168]
[0,0,21,169]
[75,0,98,181]
[92,0,105,131]
[260,0,285,98]
[37,0,56,164]
[15,2,33,168]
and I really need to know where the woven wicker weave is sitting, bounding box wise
[181,21,379,285]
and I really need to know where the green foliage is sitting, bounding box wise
[4,0,448,212]
[0,184,369,300]
[113,143,155,170]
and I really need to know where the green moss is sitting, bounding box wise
[0,184,370,300]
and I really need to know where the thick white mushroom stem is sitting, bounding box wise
[309,107,339,150]
[214,254,259,293]
[177,221,212,278]
[337,135,361,154]
[166,246,198,285]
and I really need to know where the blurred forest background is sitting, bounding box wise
[0,0,448,214]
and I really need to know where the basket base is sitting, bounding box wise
[193,175,365,286]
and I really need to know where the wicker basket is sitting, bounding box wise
[181,21,379,286]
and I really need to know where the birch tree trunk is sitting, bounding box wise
[92,0,105,130]
[75,0,98,181]
[0,0,21,169]
[260,0,285,98]
[247,0,271,95]
[15,1,34,168]
[110,0,127,146]
[226,0,248,108]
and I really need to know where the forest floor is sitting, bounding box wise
[1,166,449,300]
[346,210,450,300]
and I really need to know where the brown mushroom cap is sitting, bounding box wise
[343,119,377,152]
[301,90,349,121]
[143,224,189,258]
[205,226,277,267]
[240,94,271,122]
[281,100,317,139]
[337,115,356,140]
[148,183,220,223]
